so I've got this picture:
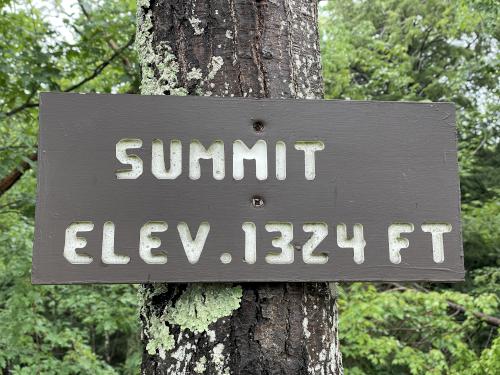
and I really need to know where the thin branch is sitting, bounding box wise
[0,36,135,198]
[447,300,500,327]
[414,26,433,72]
[77,0,91,19]
[78,0,133,71]
[62,34,135,93]
[1,35,135,118]
[4,91,38,117]
[0,145,32,152]
[0,152,37,198]
[382,283,500,328]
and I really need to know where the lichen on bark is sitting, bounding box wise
[136,1,187,95]
[165,284,242,334]
[139,282,242,360]
[145,315,175,359]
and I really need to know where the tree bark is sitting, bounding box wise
[137,1,343,374]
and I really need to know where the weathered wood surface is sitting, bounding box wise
[33,94,463,283]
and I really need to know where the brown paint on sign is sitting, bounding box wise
[32,93,464,284]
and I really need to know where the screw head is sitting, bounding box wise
[220,253,232,264]
[251,195,265,208]
[252,120,265,132]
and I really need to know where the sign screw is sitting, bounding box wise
[251,195,265,208]
[252,120,265,132]
[220,253,232,264]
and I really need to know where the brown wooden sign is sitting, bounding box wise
[32,93,464,284]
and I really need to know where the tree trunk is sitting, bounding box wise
[136,1,343,374]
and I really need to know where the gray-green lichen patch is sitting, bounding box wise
[139,284,242,359]
[207,56,224,81]
[194,356,207,373]
[212,343,230,375]
[139,284,174,359]
[145,315,175,359]
[189,17,205,35]
[136,3,187,96]
[187,67,203,81]
[137,0,226,97]
[166,284,242,334]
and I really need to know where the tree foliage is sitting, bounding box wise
[0,1,140,373]
[321,0,499,373]
[0,0,498,373]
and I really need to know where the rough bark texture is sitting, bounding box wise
[137,0,343,373]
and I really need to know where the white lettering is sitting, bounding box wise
[189,140,225,180]
[152,139,182,179]
[337,223,366,264]
[116,139,143,179]
[177,222,210,264]
[303,223,328,264]
[275,141,286,180]
[233,140,268,180]
[265,222,294,264]
[63,222,94,264]
[421,223,452,263]
[140,221,168,264]
[294,141,324,180]
[388,223,414,264]
[242,222,257,264]
[102,221,130,264]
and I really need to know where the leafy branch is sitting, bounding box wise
[77,0,134,75]
[0,35,135,199]
[1,34,135,119]
[384,282,500,327]
[63,34,135,93]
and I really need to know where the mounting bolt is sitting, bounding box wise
[251,195,265,208]
[252,120,265,132]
